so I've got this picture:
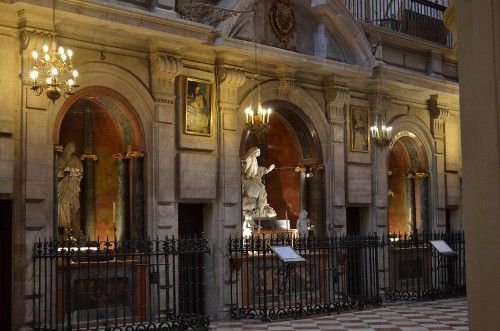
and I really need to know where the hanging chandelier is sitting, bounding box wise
[29,0,79,103]
[245,81,272,136]
[370,115,393,148]
[245,5,272,138]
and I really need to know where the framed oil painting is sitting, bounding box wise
[185,78,213,136]
[350,106,370,152]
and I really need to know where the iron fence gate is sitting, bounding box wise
[33,237,210,331]
[382,231,466,301]
[228,234,382,321]
[229,231,466,321]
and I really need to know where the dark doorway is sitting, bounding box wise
[0,200,12,330]
[346,207,360,235]
[345,207,362,298]
[178,203,204,236]
[178,204,205,315]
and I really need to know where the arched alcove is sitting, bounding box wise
[240,100,325,234]
[55,87,146,241]
[388,134,430,234]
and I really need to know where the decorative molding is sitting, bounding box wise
[80,154,98,161]
[150,55,183,99]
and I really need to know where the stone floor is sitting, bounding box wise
[211,297,468,330]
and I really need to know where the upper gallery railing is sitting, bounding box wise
[339,0,452,47]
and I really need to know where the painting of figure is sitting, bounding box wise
[185,78,213,136]
[350,106,370,152]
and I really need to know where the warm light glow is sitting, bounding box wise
[29,40,79,102]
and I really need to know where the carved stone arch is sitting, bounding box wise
[388,114,435,170]
[238,80,329,161]
[49,62,155,148]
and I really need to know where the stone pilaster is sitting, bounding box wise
[370,94,392,235]
[215,67,246,319]
[149,49,183,237]
[325,75,349,233]
[428,95,450,230]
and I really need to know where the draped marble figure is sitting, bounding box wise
[57,142,83,230]
[241,147,277,219]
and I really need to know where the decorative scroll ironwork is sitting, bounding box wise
[33,236,210,331]
[176,3,254,26]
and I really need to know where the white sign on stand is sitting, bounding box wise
[271,246,305,263]
[430,240,457,256]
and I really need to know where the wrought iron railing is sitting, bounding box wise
[382,231,466,300]
[228,234,382,321]
[33,237,210,331]
[340,0,452,47]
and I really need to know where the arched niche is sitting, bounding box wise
[240,99,326,235]
[388,133,430,234]
[54,86,146,241]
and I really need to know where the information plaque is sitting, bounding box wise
[430,240,457,256]
[271,246,305,264]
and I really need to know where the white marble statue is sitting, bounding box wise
[57,142,83,230]
[242,214,261,238]
[297,209,310,238]
[241,147,277,220]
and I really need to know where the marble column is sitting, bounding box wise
[81,101,96,240]
[418,174,430,234]
[116,155,130,242]
[406,174,416,234]
[130,152,145,241]
[324,75,350,234]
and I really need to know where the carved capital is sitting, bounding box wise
[428,95,450,121]
[218,68,246,87]
[428,95,449,139]
[325,85,350,125]
[151,55,183,76]
[370,94,391,114]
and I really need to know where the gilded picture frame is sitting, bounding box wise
[185,78,213,136]
[350,106,370,152]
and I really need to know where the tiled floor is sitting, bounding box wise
[211,297,468,330]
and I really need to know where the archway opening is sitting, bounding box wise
[388,135,430,235]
